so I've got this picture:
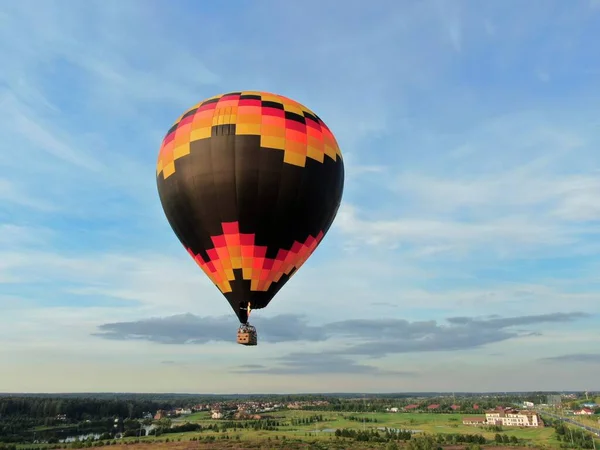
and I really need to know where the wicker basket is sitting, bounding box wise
[237,325,258,346]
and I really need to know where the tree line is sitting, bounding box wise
[551,420,597,449]
[0,397,173,421]
[332,429,493,446]
[343,415,378,423]
[299,395,530,413]
[289,415,325,426]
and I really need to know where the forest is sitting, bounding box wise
[0,397,178,444]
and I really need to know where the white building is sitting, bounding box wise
[485,410,541,427]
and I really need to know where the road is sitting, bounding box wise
[540,410,600,437]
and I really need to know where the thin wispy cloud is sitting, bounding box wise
[540,353,600,364]
[233,353,416,376]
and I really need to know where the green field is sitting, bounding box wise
[164,410,557,446]
[571,414,600,428]
[15,410,599,450]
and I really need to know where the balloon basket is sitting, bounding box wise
[237,323,258,346]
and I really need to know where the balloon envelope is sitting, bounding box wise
[156,91,344,323]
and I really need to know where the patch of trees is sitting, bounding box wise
[290,415,324,426]
[159,422,201,434]
[303,401,376,413]
[404,434,487,450]
[434,433,487,445]
[0,417,41,442]
[300,394,538,414]
[334,429,491,448]
[493,433,520,445]
[0,397,172,421]
[218,419,281,432]
[343,415,378,423]
[148,422,201,436]
[148,419,283,436]
[333,428,389,443]
[554,422,597,449]
[0,397,179,444]
[336,427,414,441]
[0,416,146,443]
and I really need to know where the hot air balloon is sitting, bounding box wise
[156,91,344,345]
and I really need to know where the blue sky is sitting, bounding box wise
[1,0,600,393]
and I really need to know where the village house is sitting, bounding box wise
[286,400,329,409]
[573,407,594,415]
[462,417,486,426]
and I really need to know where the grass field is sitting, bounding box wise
[571,414,600,428]
[17,410,599,449]
[168,410,559,446]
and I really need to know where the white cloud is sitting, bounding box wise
[336,203,578,258]
[334,104,600,261]
[392,171,600,221]
[7,99,103,172]
[1,243,598,331]
[0,2,220,112]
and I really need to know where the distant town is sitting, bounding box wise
[153,399,331,421]
[147,397,599,427]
